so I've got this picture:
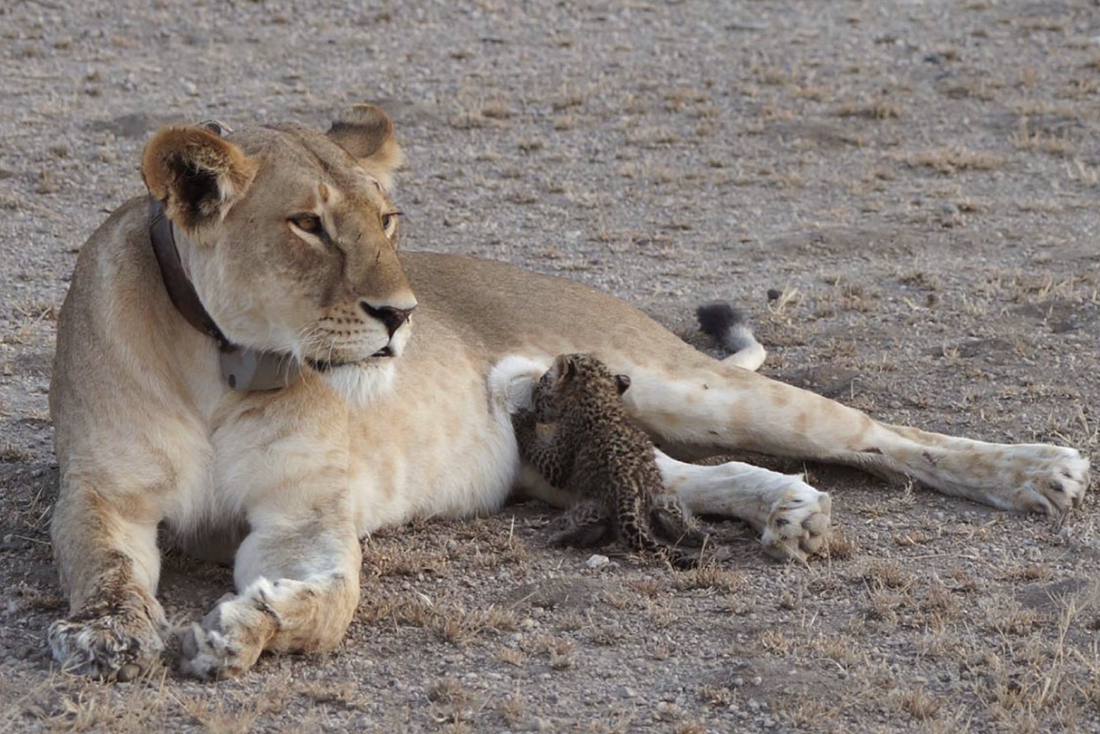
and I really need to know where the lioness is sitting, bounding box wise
[48,105,1089,680]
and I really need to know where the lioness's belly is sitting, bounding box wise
[346,360,519,534]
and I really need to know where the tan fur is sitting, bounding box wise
[49,106,1090,680]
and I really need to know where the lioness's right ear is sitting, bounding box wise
[326,104,403,192]
[142,126,257,230]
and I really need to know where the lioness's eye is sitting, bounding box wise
[290,214,322,234]
[381,211,400,236]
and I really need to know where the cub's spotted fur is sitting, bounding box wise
[514,353,708,568]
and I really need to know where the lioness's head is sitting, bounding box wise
[142,104,415,403]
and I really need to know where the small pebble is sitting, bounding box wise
[585,554,609,569]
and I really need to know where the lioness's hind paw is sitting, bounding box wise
[1013,448,1089,516]
[761,484,832,562]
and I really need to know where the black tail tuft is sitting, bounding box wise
[696,301,746,340]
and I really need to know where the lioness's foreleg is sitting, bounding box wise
[624,365,1089,515]
[48,483,168,680]
[179,511,361,680]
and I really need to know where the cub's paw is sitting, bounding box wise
[49,601,168,681]
[760,482,832,562]
[1005,446,1089,516]
[548,520,613,549]
[650,495,708,548]
[179,593,276,680]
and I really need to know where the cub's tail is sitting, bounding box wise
[696,302,766,372]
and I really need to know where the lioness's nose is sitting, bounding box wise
[360,301,416,337]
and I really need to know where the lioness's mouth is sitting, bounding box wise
[307,348,393,373]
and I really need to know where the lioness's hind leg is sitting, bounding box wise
[655,451,831,561]
[855,426,1089,515]
[625,361,1088,517]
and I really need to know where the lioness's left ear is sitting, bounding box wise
[615,374,631,396]
[327,104,403,192]
[142,126,257,230]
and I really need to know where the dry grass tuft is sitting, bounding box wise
[697,684,734,708]
[836,98,901,120]
[628,578,664,598]
[0,441,35,463]
[898,147,1004,174]
[367,549,449,578]
[672,565,744,594]
[862,563,913,590]
[432,604,517,644]
[427,677,476,727]
[998,564,1053,582]
[296,681,367,711]
[358,588,435,628]
[1015,117,1074,157]
[897,687,942,720]
[496,690,526,726]
[427,677,468,705]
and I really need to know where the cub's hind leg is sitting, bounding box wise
[649,493,709,548]
[549,499,614,548]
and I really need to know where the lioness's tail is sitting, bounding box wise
[696,302,766,371]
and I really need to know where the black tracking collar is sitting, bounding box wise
[148,196,302,392]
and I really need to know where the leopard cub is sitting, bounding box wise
[513,353,708,568]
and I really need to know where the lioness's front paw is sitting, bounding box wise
[179,594,276,680]
[49,602,167,681]
[1005,446,1089,516]
[760,483,832,562]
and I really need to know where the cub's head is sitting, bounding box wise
[533,353,631,422]
[141,104,414,403]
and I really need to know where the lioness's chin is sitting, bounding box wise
[321,360,397,407]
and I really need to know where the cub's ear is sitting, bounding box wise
[615,374,631,396]
[142,126,257,230]
[552,354,577,386]
[327,104,403,192]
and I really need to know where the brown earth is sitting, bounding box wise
[1,1,1099,732]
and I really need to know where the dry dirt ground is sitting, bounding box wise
[2,0,1100,732]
